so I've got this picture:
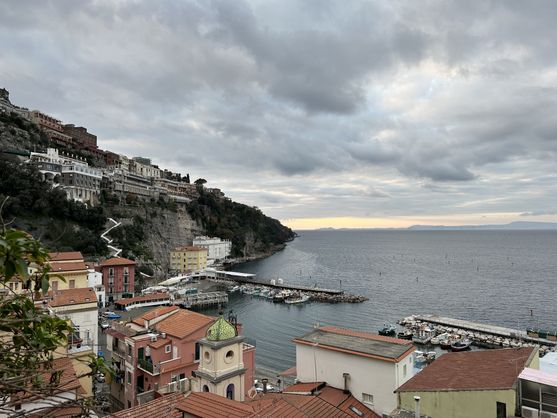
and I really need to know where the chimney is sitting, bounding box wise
[342,373,350,394]
[414,395,421,418]
[261,378,268,394]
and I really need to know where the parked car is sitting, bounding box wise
[99,321,110,330]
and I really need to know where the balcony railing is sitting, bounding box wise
[138,358,160,375]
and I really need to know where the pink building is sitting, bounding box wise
[99,257,135,302]
[106,306,256,411]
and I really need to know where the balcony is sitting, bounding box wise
[138,358,160,375]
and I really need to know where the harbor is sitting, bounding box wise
[399,314,557,357]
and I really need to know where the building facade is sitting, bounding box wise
[106,307,256,410]
[396,347,539,418]
[48,251,89,291]
[170,246,208,273]
[30,110,74,147]
[294,326,415,416]
[192,236,232,263]
[30,148,102,205]
[99,257,136,302]
[87,268,106,308]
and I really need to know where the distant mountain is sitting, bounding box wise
[407,221,557,231]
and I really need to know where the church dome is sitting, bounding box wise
[206,316,237,341]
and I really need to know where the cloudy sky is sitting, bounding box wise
[2,0,557,229]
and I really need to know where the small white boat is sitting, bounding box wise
[285,294,310,304]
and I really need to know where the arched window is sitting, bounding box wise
[226,383,234,400]
[203,385,210,393]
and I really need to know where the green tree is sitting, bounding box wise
[0,228,110,416]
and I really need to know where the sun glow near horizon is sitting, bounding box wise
[280,212,557,230]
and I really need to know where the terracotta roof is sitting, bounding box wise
[111,392,184,418]
[49,261,88,273]
[115,293,170,307]
[132,306,180,326]
[49,251,84,261]
[248,384,380,418]
[396,347,535,392]
[30,405,87,418]
[150,337,171,349]
[47,287,97,307]
[173,246,207,252]
[100,257,136,266]
[178,392,254,418]
[294,327,415,363]
[155,309,215,339]
[11,357,83,404]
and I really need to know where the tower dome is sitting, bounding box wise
[206,316,237,341]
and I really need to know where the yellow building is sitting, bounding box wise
[170,246,208,273]
[396,347,539,418]
[48,251,89,290]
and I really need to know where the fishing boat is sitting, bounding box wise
[450,339,471,352]
[378,324,397,337]
[413,325,435,344]
[285,294,310,304]
[229,285,240,292]
[414,351,427,366]
[440,338,453,350]
[397,330,413,340]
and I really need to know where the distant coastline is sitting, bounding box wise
[308,221,557,232]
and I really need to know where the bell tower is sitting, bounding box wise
[194,315,247,401]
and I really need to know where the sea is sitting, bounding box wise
[205,230,557,376]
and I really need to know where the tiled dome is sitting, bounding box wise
[206,316,237,341]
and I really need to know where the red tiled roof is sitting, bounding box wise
[396,347,536,392]
[150,337,170,349]
[132,306,180,326]
[284,382,325,394]
[11,357,84,404]
[155,309,214,339]
[111,392,184,418]
[178,392,254,418]
[320,326,413,346]
[115,293,170,307]
[100,257,136,266]
[49,251,84,261]
[49,261,88,273]
[30,405,87,418]
[47,287,97,307]
[248,384,380,418]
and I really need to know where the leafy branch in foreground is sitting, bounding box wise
[0,228,112,416]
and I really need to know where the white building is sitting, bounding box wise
[293,326,415,416]
[193,236,232,263]
[87,268,106,308]
[29,147,102,205]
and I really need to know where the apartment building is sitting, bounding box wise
[30,110,74,147]
[48,251,89,291]
[170,246,208,273]
[193,236,232,263]
[105,306,256,410]
[99,257,136,302]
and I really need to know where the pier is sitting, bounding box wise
[173,291,228,310]
[203,269,344,295]
[412,314,557,348]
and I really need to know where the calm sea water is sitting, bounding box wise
[207,230,557,376]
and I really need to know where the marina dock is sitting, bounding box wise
[174,291,228,309]
[413,314,557,348]
[202,269,344,295]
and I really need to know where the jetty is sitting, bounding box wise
[202,269,344,295]
[173,291,228,310]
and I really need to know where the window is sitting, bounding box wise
[349,406,364,417]
[127,371,131,384]
[52,280,58,291]
[69,279,75,289]
[165,344,171,353]
[403,364,407,377]
[127,344,132,356]
[362,393,374,405]
[195,342,200,361]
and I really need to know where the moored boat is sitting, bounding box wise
[397,330,413,340]
[451,339,471,352]
[285,294,310,304]
[378,324,397,337]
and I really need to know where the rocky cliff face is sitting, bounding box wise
[105,203,205,273]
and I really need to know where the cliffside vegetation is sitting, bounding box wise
[0,113,295,270]
[187,186,295,257]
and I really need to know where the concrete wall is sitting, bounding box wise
[296,343,410,416]
[399,389,516,418]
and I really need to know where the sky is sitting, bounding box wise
[2,0,557,229]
